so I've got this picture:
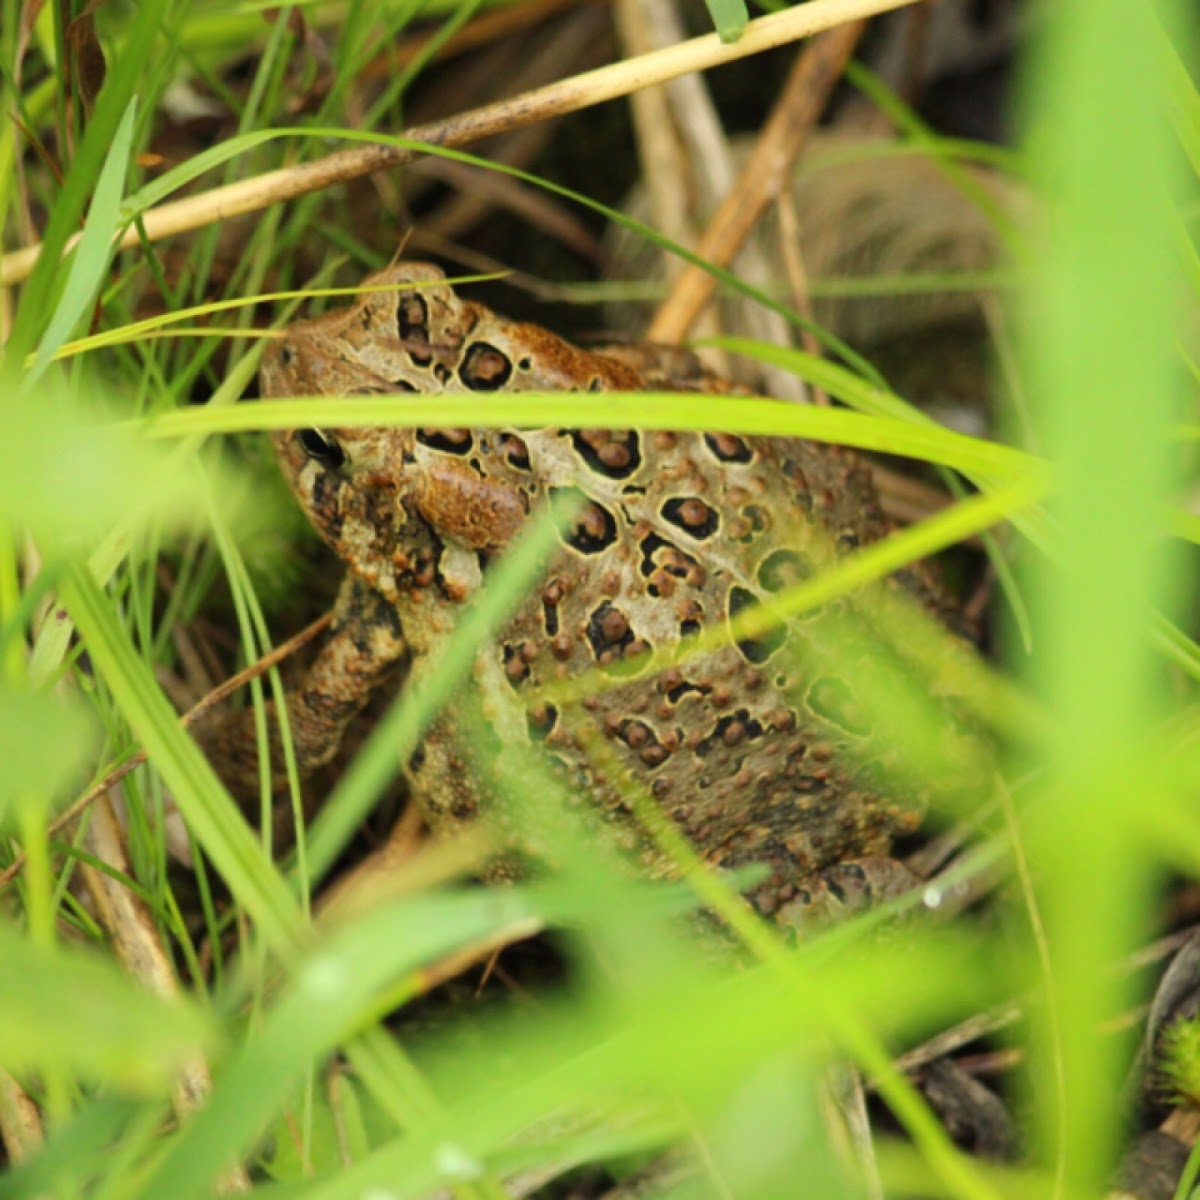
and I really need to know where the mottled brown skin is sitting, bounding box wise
[222,262,950,923]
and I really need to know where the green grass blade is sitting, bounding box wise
[703,333,1040,645]
[0,385,224,549]
[0,921,212,1093]
[58,565,303,955]
[1156,14,1200,180]
[301,491,580,883]
[844,61,1026,259]
[5,0,169,361]
[706,0,749,42]
[54,273,507,361]
[0,689,95,819]
[1152,612,1200,685]
[119,129,312,217]
[0,1098,144,1198]
[115,125,889,385]
[287,928,995,1200]
[135,887,546,1200]
[140,392,1038,484]
[1018,0,1190,1187]
[24,97,137,390]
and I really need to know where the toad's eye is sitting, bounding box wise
[297,428,346,469]
[278,345,295,367]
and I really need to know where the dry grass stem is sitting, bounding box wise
[0,1070,43,1163]
[613,0,694,266]
[648,20,869,343]
[641,0,809,400]
[614,0,729,369]
[891,1004,1024,1079]
[776,187,828,402]
[1,0,917,287]
[80,793,251,1192]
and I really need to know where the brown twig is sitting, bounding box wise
[776,187,829,404]
[0,613,331,893]
[648,20,868,344]
[1,0,918,288]
[892,1004,1024,1079]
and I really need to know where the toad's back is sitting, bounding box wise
[257,262,954,920]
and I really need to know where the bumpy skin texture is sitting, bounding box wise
[245,262,948,921]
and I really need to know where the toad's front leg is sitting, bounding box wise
[194,574,409,809]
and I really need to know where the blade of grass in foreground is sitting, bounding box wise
[1017,0,1190,1191]
[300,490,581,884]
[23,98,137,390]
[109,125,887,385]
[705,0,750,42]
[0,921,212,1094]
[59,565,303,954]
[284,927,994,1200]
[132,887,544,1200]
[141,392,1036,483]
[4,0,169,362]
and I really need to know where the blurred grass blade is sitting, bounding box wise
[144,392,1035,483]
[844,61,1025,257]
[0,922,212,1092]
[0,690,95,822]
[1155,15,1200,179]
[700,480,1041,662]
[302,491,581,883]
[135,888,544,1200]
[24,98,136,389]
[59,565,303,954]
[1,1099,142,1199]
[707,333,1039,645]
[0,376,259,552]
[1153,612,1200,685]
[705,0,749,42]
[288,931,992,1200]
[6,0,167,361]
[1018,0,1189,1187]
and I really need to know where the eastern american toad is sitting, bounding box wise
[205,262,959,923]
